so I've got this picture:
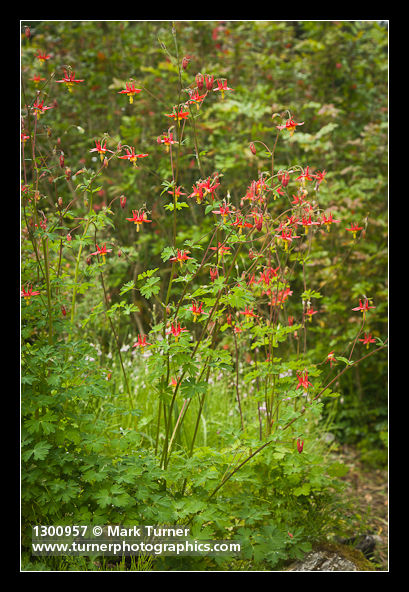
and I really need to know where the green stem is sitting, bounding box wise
[69,194,93,336]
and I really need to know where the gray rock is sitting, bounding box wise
[287,548,368,571]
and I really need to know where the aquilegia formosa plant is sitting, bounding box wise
[21,29,387,524]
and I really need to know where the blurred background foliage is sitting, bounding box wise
[21,20,388,466]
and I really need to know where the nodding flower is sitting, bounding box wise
[209,241,231,258]
[55,69,84,92]
[89,140,114,161]
[169,249,193,265]
[213,78,234,99]
[320,212,340,231]
[189,301,206,322]
[359,333,377,349]
[32,98,53,119]
[304,307,318,322]
[352,298,376,315]
[118,147,149,167]
[117,81,142,104]
[133,334,151,350]
[276,117,304,136]
[36,50,51,62]
[167,322,188,342]
[90,243,112,264]
[346,222,364,240]
[21,284,40,302]
[296,438,304,453]
[296,370,312,391]
[126,209,152,232]
[165,106,189,123]
[158,132,176,151]
[326,351,336,367]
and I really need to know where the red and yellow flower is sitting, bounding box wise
[126,209,152,232]
[118,81,142,104]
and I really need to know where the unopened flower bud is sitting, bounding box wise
[103,157,108,168]
[182,56,190,70]
[249,142,256,155]
[59,152,64,168]
[205,74,214,91]
[25,26,31,39]
[66,233,72,241]
[57,196,63,207]
[120,195,126,209]
[65,167,71,180]
[196,73,204,90]
[281,172,290,187]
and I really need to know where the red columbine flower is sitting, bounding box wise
[89,140,114,161]
[231,213,253,234]
[239,307,257,320]
[21,132,30,144]
[320,212,340,231]
[209,267,219,282]
[326,351,336,367]
[213,78,234,99]
[296,370,312,390]
[291,193,307,206]
[346,222,363,239]
[268,287,293,308]
[297,439,304,453]
[55,69,84,92]
[36,50,51,62]
[313,169,327,190]
[118,147,148,167]
[276,117,304,136]
[126,209,152,232]
[187,89,206,110]
[212,203,233,221]
[90,243,112,263]
[168,186,186,199]
[165,106,189,123]
[189,301,206,322]
[275,228,299,251]
[32,98,53,119]
[352,299,376,314]
[209,242,231,258]
[359,332,377,349]
[298,215,320,235]
[304,307,318,322]
[158,132,176,151]
[167,322,188,342]
[200,174,220,200]
[31,74,46,85]
[296,166,313,186]
[188,184,205,204]
[21,284,40,302]
[169,249,193,265]
[118,81,142,104]
[133,334,151,350]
